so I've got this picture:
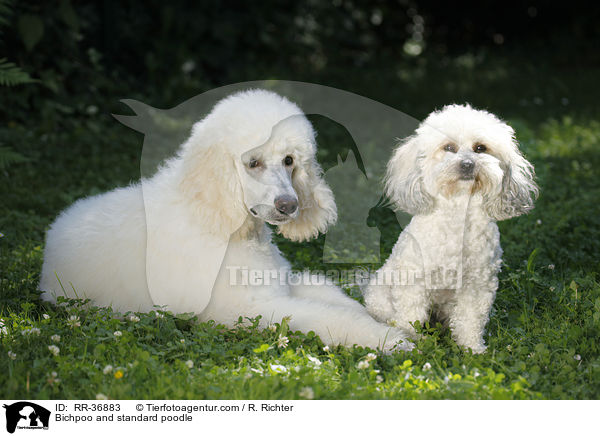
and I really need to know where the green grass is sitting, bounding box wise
[1,65,600,399]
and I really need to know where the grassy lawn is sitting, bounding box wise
[1,60,600,399]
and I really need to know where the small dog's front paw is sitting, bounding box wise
[464,343,487,354]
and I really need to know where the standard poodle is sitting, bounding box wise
[364,104,538,353]
[40,89,411,351]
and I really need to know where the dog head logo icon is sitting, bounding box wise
[3,402,50,433]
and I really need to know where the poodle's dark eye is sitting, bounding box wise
[443,143,457,153]
[284,155,294,166]
[474,144,487,153]
[248,159,260,168]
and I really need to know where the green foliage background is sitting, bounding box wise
[1,1,599,399]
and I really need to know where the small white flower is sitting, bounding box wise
[506,345,512,351]
[299,386,315,399]
[277,335,289,349]
[574,354,581,361]
[185,360,194,369]
[306,355,322,366]
[180,339,185,344]
[0,322,7,335]
[128,315,140,322]
[548,264,555,270]
[51,334,61,343]
[155,312,164,319]
[365,353,377,362]
[42,314,50,320]
[68,315,81,328]
[113,331,122,337]
[357,360,370,370]
[270,364,287,374]
[473,370,481,378]
[376,375,384,383]
[267,324,277,332]
[443,375,449,383]
[103,365,113,374]
[8,351,16,360]
[47,371,60,385]
[96,393,108,400]
[250,367,264,374]
[422,362,432,371]
[322,345,330,353]
[536,219,542,225]
[48,345,60,356]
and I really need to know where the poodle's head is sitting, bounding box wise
[385,104,538,220]
[179,89,337,241]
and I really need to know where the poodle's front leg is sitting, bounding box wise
[289,275,362,310]
[448,287,495,354]
[252,293,412,352]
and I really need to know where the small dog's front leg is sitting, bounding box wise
[448,289,495,353]
[389,284,430,338]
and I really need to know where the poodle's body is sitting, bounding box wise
[40,89,410,351]
[365,104,537,353]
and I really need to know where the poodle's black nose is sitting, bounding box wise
[275,195,298,215]
[460,159,475,174]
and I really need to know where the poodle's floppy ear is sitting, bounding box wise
[277,155,337,242]
[384,135,433,215]
[179,125,247,238]
[485,139,538,221]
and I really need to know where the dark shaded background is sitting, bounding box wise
[1,0,599,271]
[2,0,599,120]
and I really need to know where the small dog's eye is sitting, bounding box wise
[248,159,260,168]
[474,144,487,153]
[443,144,457,153]
[284,155,294,166]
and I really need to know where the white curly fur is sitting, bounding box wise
[364,104,538,353]
[39,89,411,351]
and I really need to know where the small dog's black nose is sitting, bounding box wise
[460,159,475,173]
[274,195,298,215]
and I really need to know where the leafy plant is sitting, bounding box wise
[0,0,34,87]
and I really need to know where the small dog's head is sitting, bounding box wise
[179,89,337,241]
[385,104,538,220]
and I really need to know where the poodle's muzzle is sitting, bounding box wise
[243,164,299,225]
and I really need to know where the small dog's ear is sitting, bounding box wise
[384,135,433,215]
[485,140,538,221]
[179,123,247,237]
[277,155,337,242]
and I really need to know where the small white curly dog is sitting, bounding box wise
[40,89,411,351]
[364,104,538,353]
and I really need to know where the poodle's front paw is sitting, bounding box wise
[380,329,415,354]
[461,343,487,354]
[387,318,420,340]
[391,339,415,353]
